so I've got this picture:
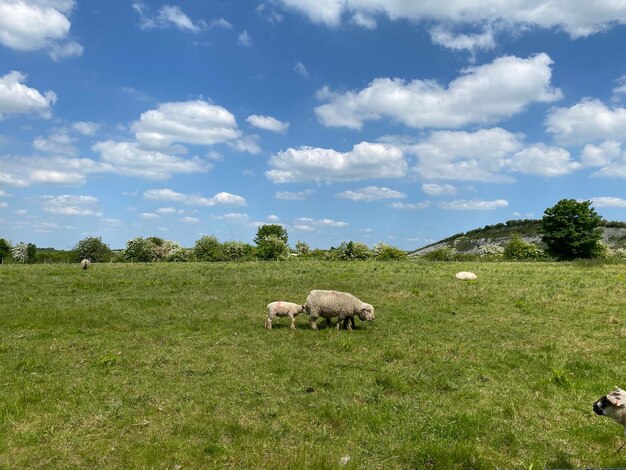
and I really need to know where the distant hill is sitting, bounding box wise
[409,219,626,256]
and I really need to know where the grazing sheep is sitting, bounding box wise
[265,301,306,330]
[80,259,91,270]
[593,387,626,434]
[305,290,374,331]
[455,271,477,280]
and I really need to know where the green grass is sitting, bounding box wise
[1,260,625,468]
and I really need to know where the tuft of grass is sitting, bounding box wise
[0,261,625,468]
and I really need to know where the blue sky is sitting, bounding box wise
[1,1,626,250]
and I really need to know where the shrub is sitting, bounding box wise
[11,242,28,263]
[193,235,225,262]
[222,241,254,261]
[124,237,153,262]
[478,243,504,258]
[256,234,289,260]
[503,234,543,260]
[295,241,310,256]
[0,238,11,263]
[337,241,371,260]
[423,246,457,261]
[373,242,406,260]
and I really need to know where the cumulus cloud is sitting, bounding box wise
[179,216,200,223]
[409,128,579,182]
[214,212,251,223]
[92,140,211,180]
[133,3,207,32]
[0,71,57,119]
[274,0,626,38]
[546,99,626,144]
[33,131,78,156]
[143,188,247,207]
[72,121,99,135]
[0,155,111,186]
[438,199,509,210]
[131,100,243,149]
[421,183,457,196]
[335,186,406,201]
[581,141,626,179]
[40,194,102,216]
[238,30,252,47]
[508,144,580,176]
[591,196,626,208]
[274,189,315,200]
[266,142,408,183]
[429,25,496,54]
[0,0,82,59]
[246,114,289,133]
[315,54,561,130]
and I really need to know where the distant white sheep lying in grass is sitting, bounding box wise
[305,290,374,331]
[455,271,477,280]
[80,259,91,270]
[265,301,306,330]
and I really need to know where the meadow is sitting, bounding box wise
[0,260,625,469]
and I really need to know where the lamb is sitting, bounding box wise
[455,271,477,280]
[593,387,626,435]
[265,301,306,330]
[305,290,374,331]
[80,259,91,270]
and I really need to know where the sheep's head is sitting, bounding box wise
[594,386,626,434]
[298,304,306,314]
[357,303,375,321]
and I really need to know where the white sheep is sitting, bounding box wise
[455,271,477,280]
[305,290,375,331]
[265,301,306,330]
[80,259,91,270]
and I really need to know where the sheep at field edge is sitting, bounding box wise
[455,271,477,280]
[305,290,374,331]
[80,259,91,270]
[265,301,306,330]
[593,387,626,436]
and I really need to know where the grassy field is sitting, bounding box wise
[1,260,625,469]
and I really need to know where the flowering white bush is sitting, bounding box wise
[479,243,504,257]
[11,242,27,263]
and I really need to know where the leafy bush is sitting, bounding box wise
[256,234,289,260]
[337,241,371,260]
[222,241,254,261]
[124,237,153,262]
[0,238,11,262]
[295,241,310,255]
[193,235,225,262]
[373,242,406,260]
[503,234,543,260]
[423,246,457,261]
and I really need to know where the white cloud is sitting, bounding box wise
[591,197,626,208]
[351,11,376,29]
[391,201,431,210]
[0,171,29,187]
[274,189,315,200]
[0,0,82,59]
[613,75,626,97]
[581,141,622,168]
[267,214,280,222]
[0,155,112,186]
[274,0,626,38]
[133,3,207,32]
[508,144,580,176]
[294,61,309,78]
[439,199,509,210]
[131,100,243,149]
[214,212,250,223]
[140,212,159,220]
[429,25,496,54]
[238,30,251,47]
[0,190,8,197]
[546,99,626,144]
[315,54,561,130]
[421,183,457,196]
[92,140,210,180]
[411,128,522,182]
[266,142,408,183]
[72,121,99,135]
[143,188,247,207]
[33,131,77,156]
[179,216,200,223]
[41,194,102,216]
[0,71,57,119]
[336,186,406,201]
[156,207,178,214]
[292,216,348,231]
[0,202,7,208]
[246,114,289,133]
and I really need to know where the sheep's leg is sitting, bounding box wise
[289,313,296,330]
[325,317,333,328]
[344,316,353,331]
[309,311,319,330]
[265,314,273,329]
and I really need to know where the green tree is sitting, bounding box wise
[74,236,112,262]
[124,237,153,262]
[26,243,37,263]
[193,235,225,262]
[256,234,289,260]
[254,224,288,246]
[295,241,310,255]
[222,241,253,261]
[0,238,11,263]
[541,199,602,260]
